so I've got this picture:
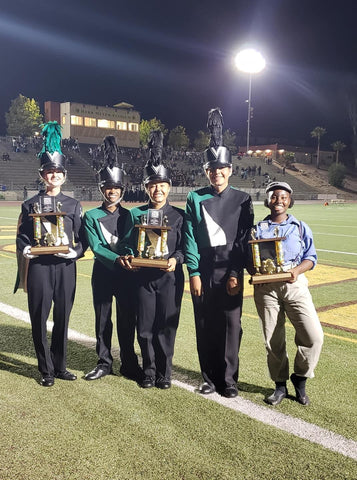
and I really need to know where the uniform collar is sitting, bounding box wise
[148,200,170,211]
[101,203,120,215]
[263,214,299,226]
[210,185,231,197]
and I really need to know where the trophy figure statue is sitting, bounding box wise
[131,212,171,268]
[29,198,69,255]
[248,228,293,284]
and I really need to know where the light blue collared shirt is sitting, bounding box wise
[255,214,317,268]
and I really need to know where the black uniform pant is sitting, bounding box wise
[91,261,138,372]
[192,281,243,392]
[27,259,76,376]
[136,269,184,380]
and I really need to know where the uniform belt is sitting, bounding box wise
[281,262,298,272]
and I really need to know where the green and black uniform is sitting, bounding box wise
[184,185,253,392]
[120,201,184,382]
[84,203,139,376]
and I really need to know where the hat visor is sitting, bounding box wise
[204,160,232,170]
[39,163,66,173]
[144,174,171,185]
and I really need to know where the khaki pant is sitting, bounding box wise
[254,274,324,382]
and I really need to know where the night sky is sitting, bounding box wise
[1,0,356,148]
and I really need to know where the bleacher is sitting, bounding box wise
[227,156,321,200]
[0,137,333,201]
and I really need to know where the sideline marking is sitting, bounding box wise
[175,380,357,461]
[317,249,357,256]
[0,301,356,461]
[315,233,357,238]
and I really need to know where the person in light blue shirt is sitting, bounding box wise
[253,181,323,406]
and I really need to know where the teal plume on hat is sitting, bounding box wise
[38,121,63,158]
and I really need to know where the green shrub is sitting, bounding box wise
[328,163,346,188]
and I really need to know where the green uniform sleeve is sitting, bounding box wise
[84,212,118,270]
[184,191,201,277]
[117,209,137,256]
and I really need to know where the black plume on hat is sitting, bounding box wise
[98,135,125,188]
[203,108,232,170]
[143,130,171,185]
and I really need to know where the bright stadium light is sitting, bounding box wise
[234,48,266,154]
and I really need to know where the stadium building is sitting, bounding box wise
[241,143,334,165]
[44,101,140,148]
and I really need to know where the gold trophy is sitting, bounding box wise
[131,210,171,268]
[248,227,293,284]
[29,198,69,255]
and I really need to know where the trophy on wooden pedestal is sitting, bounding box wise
[248,227,293,284]
[29,197,69,255]
[131,210,171,268]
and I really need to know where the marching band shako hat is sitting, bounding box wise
[265,181,293,194]
[38,121,67,173]
[98,136,125,189]
[143,129,171,185]
[203,107,232,170]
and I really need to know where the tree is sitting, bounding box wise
[328,163,346,188]
[347,87,357,169]
[193,130,210,151]
[331,141,346,164]
[310,126,326,169]
[223,129,238,154]
[5,94,43,137]
[167,125,190,150]
[139,118,167,147]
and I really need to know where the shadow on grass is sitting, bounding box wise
[0,322,101,382]
[171,364,272,397]
[0,322,270,397]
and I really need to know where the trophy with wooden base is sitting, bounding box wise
[29,197,69,255]
[131,209,171,268]
[248,228,293,284]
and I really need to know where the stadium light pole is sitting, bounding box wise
[234,48,266,154]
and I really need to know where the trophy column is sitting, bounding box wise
[29,200,69,256]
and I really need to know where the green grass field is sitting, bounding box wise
[0,201,356,480]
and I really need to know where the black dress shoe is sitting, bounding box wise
[140,376,155,388]
[296,394,310,406]
[198,382,216,395]
[265,388,287,406]
[54,370,77,381]
[155,377,171,389]
[40,376,54,387]
[290,373,310,406]
[222,385,238,398]
[84,366,111,381]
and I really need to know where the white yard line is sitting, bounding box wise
[1,301,356,461]
[314,232,357,238]
[174,380,357,461]
[316,249,357,256]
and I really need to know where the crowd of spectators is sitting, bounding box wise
[1,135,282,197]
[85,144,205,188]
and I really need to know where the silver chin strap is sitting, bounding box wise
[99,185,124,207]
